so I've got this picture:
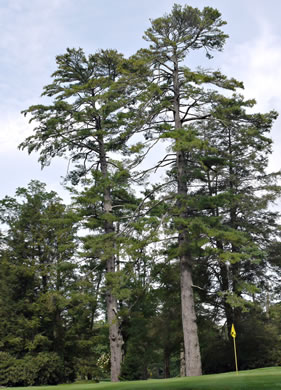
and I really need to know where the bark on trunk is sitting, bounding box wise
[164,348,170,378]
[180,255,202,376]
[180,349,186,377]
[177,150,202,376]
[173,55,202,376]
[99,134,123,382]
[106,284,123,381]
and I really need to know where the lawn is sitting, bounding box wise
[10,367,281,390]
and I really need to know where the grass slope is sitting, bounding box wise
[11,367,281,390]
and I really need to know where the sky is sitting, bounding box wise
[1,0,281,203]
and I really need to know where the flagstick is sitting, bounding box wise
[231,323,238,375]
[233,337,238,375]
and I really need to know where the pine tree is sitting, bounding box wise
[126,4,240,376]
[194,94,281,333]
[19,49,138,381]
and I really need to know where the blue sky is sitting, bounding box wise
[1,0,281,202]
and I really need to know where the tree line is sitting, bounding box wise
[0,3,281,386]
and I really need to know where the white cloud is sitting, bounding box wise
[0,0,71,87]
[0,115,29,150]
[221,20,281,174]
[222,21,281,111]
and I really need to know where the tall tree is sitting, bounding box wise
[19,49,137,381]
[128,4,240,376]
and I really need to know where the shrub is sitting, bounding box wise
[0,352,64,386]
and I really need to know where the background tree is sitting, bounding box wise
[0,181,78,384]
[194,94,280,333]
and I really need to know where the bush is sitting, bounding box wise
[0,352,26,386]
[0,352,64,386]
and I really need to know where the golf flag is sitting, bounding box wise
[231,323,238,374]
[231,323,236,338]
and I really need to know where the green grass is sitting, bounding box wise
[10,367,281,390]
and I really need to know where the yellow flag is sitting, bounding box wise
[231,323,236,338]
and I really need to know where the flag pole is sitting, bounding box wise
[231,323,238,375]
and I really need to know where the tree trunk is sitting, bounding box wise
[180,255,202,376]
[164,348,170,378]
[180,349,186,377]
[99,134,123,382]
[173,56,202,376]
[106,282,123,381]
[177,150,202,375]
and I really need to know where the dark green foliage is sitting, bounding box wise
[19,48,136,184]
[0,352,64,386]
[236,307,281,370]
[0,181,106,384]
[0,181,77,360]
[120,291,158,380]
[198,305,281,374]
[198,319,233,374]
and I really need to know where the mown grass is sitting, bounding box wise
[10,367,281,390]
